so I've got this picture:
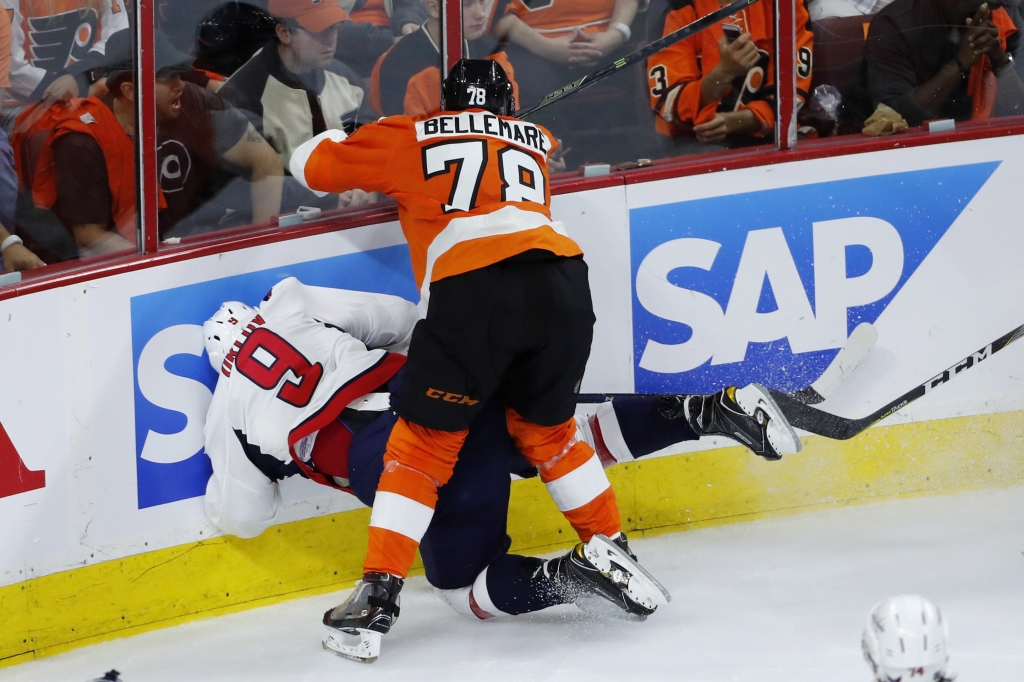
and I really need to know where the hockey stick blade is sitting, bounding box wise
[768,322,1024,440]
[578,322,876,406]
[516,0,760,120]
[787,323,878,404]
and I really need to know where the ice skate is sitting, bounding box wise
[552,533,671,620]
[322,572,402,664]
[660,383,802,460]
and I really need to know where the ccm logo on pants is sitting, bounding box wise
[426,388,479,406]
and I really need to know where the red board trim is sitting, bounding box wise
[4,119,1024,300]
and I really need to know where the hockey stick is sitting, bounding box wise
[515,0,760,120]
[578,322,878,406]
[767,322,1024,440]
[788,323,878,405]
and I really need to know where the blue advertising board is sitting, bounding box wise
[630,163,999,394]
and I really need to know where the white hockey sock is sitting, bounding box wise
[434,568,508,620]
[590,402,633,466]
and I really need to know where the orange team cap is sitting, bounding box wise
[268,0,347,32]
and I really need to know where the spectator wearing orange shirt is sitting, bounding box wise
[348,0,426,35]
[646,0,813,148]
[495,0,639,109]
[18,31,284,254]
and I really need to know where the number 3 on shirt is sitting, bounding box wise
[422,140,546,213]
[235,328,323,408]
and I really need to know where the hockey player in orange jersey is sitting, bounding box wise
[290,59,673,662]
[646,0,813,146]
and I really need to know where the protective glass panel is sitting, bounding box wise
[809,0,1024,139]
[493,0,780,170]
[2,0,137,274]
[152,0,436,242]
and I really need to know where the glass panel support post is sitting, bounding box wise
[775,0,797,150]
[136,0,159,253]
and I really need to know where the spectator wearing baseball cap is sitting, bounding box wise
[14,29,285,255]
[271,0,348,32]
[220,0,376,211]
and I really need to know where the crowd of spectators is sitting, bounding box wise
[0,0,1022,273]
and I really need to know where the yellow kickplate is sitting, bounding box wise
[3,410,1023,667]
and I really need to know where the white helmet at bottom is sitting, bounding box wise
[204,301,261,374]
[862,595,953,682]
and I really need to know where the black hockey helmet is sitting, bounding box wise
[441,59,516,117]
[194,3,278,77]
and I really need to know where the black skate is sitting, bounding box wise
[322,572,402,663]
[88,672,121,682]
[552,533,671,620]
[660,383,802,460]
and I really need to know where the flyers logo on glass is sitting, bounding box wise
[26,8,99,69]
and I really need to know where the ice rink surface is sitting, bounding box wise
[6,486,1023,682]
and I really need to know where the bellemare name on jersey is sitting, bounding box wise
[416,111,552,160]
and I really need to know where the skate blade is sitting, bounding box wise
[737,383,803,454]
[577,593,648,622]
[587,534,672,608]
[322,627,380,664]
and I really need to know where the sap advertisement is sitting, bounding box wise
[629,162,998,395]
[4,136,1024,586]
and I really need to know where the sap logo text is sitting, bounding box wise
[630,163,999,393]
[426,388,479,405]
[636,217,903,374]
[137,324,213,467]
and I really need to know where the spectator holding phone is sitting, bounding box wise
[646,0,813,148]
[866,0,1024,126]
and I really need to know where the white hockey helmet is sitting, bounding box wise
[862,595,951,682]
[203,301,261,373]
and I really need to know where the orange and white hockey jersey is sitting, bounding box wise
[290,111,581,304]
[2,0,129,100]
[503,0,618,37]
[204,277,415,539]
[646,0,813,136]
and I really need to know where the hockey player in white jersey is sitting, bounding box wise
[202,277,801,663]
[203,277,413,536]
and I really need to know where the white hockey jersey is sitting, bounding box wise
[203,277,417,539]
